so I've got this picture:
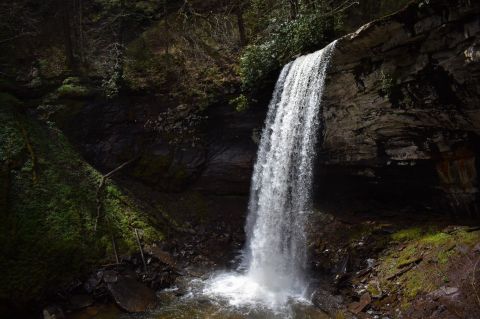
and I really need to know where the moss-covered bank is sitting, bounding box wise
[0,93,162,314]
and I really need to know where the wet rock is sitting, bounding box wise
[146,246,177,269]
[311,289,343,315]
[151,271,176,290]
[157,289,179,304]
[174,275,196,296]
[69,294,94,310]
[107,276,156,313]
[84,271,103,293]
[43,305,65,319]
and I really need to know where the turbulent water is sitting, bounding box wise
[205,41,337,311]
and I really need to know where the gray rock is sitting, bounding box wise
[43,306,64,319]
[311,289,343,315]
[429,286,460,300]
[84,271,103,293]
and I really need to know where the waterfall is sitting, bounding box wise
[205,41,337,310]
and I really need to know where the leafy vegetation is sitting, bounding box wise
[378,226,480,302]
[239,0,344,90]
[1,0,412,108]
[56,77,92,98]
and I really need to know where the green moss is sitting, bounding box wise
[379,69,394,97]
[402,262,443,299]
[230,94,249,113]
[367,282,382,298]
[420,232,451,245]
[391,227,423,242]
[455,229,479,245]
[56,77,91,98]
[437,248,455,264]
[0,103,162,306]
[377,225,480,303]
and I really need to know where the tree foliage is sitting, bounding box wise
[0,0,410,102]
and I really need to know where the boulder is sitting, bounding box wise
[43,306,65,319]
[83,271,103,293]
[107,276,156,313]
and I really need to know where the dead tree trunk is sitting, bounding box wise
[236,7,247,47]
[94,158,137,233]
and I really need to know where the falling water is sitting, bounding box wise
[204,41,337,311]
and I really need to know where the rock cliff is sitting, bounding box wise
[317,0,480,215]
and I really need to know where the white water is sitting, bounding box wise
[204,41,337,312]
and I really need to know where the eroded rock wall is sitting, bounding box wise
[316,0,480,215]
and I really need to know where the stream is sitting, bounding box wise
[68,278,329,319]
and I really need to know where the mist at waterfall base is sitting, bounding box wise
[203,41,337,313]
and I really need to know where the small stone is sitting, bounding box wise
[366,258,376,268]
[443,287,459,295]
[43,306,65,319]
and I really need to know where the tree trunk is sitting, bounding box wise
[236,8,247,47]
[288,0,299,20]
[78,0,85,66]
[164,0,170,54]
[61,0,77,73]
[115,0,126,87]
[0,162,9,216]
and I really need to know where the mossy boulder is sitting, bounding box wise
[56,77,92,99]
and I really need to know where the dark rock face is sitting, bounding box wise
[107,276,156,313]
[66,96,262,196]
[311,289,344,316]
[316,0,480,215]
[68,294,93,310]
